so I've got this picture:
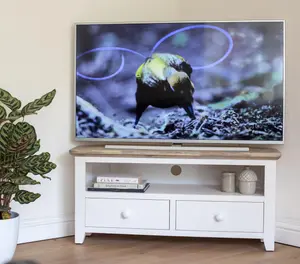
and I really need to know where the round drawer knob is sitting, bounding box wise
[121,210,130,219]
[214,214,224,222]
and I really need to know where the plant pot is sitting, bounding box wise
[0,212,20,264]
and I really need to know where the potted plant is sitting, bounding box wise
[0,88,57,264]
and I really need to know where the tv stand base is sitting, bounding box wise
[70,145,281,252]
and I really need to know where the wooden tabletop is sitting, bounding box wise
[69,145,281,160]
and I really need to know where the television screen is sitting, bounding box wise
[75,20,285,144]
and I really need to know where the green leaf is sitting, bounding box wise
[10,175,40,185]
[0,182,18,195]
[8,110,22,122]
[31,160,56,176]
[21,152,56,178]
[0,153,18,167]
[0,122,14,153]
[13,190,41,204]
[20,139,40,157]
[4,168,40,185]
[6,122,37,154]
[23,152,50,165]
[0,88,21,111]
[15,167,29,177]
[0,106,7,119]
[1,170,14,180]
[21,89,56,116]
[39,174,52,180]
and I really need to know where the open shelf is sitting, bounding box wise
[85,183,264,202]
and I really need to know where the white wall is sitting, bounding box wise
[0,0,299,245]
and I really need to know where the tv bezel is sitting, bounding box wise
[73,19,286,145]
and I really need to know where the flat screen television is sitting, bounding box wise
[75,20,285,144]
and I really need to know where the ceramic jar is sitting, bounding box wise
[238,167,258,195]
[221,172,236,193]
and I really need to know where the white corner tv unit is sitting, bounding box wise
[70,145,281,251]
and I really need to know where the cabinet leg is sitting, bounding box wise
[264,238,275,251]
[75,157,86,245]
[263,162,276,252]
[75,231,86,244]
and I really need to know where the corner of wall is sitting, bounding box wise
[276,218,300,248]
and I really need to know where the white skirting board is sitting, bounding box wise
[276,218,300,248]
[17,215,74,244]
[16,216,300,248]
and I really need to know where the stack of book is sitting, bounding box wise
[87,173,150,193]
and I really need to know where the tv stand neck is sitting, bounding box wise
[104,144,250,152]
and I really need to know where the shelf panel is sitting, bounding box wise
[85,184,264,202]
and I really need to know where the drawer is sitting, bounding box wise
[176,201,264,233]
[86,198,170,230]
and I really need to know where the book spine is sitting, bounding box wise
[93,182,144,189]
[96,177,140,184]
[87,186,148,193]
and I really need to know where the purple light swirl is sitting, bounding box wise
[76,47,146,59]
[76,47,146,81]
[77,54,125,81]
[151,25,234,70]
[76,25,234,81]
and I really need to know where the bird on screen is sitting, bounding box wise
[134,53,196,127]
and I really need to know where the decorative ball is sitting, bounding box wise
[238,167,258,195]
[238,166,258,182]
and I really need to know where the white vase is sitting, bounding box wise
[239,181,257,195]
[0,212,20,264]
[238,167,258,195]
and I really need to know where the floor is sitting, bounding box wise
[14,235,300,264]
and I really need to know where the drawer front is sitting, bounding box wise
[86,198,170,230]
[176,201,263,233]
